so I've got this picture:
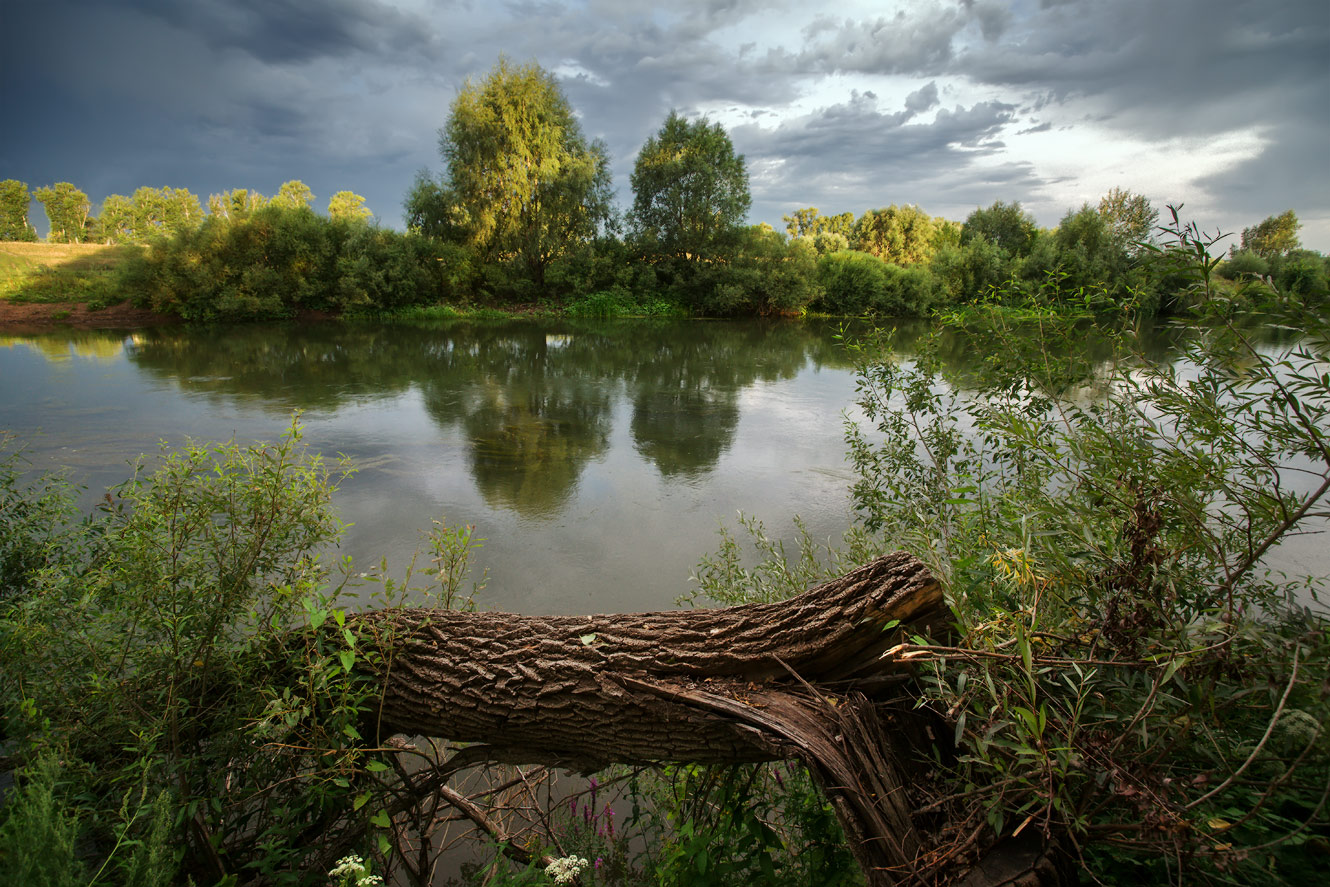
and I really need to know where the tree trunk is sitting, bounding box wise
[352,551,1061,886]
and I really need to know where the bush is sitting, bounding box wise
[121,207,468,321]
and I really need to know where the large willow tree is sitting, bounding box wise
[423,58,612,291]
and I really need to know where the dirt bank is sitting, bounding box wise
[0,300,180,332]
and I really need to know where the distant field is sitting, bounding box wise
[0,241,141,304]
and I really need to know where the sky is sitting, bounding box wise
[3,0,1328,250]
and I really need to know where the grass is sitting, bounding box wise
[0,241,141,305]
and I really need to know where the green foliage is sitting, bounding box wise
[122,205,463,320]
[1098,186,1158,255]
[272,179,316,211]
[0,434,85,602]
[814,250,940,316]
[207,188,269,222]
[1269,249,1330,300]
[435,58,612,292]
[783,207,854,240]
[960,200,1037,258]
[851,204,948,265]
[0,418,503,884]
[329,190,373,222]
[0,751,87,887]
[930,235,1011,305]
[34,182,91,243]
[1241,209,1301,258]
[0,178,38,241]
[94,186,204,244]
[631,111,750,263]
[844,300,1330,879]
[1218,248,1271,281]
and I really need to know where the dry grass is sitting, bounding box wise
[0,240,141,303]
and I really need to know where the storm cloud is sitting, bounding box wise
[2,0,1325,247]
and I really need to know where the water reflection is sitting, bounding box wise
[4,317,1322,613]
[103,320,854,516]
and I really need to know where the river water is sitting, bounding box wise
[2,318,875,613]
[2,317,1325,613]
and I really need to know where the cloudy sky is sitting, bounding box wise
[3,0,1327,249]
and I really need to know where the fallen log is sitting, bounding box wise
[349,551,1060,885]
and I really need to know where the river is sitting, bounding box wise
[2,316,1325,613]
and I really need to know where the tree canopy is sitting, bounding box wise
[630,111,750,261]
[429,58,612,288]
[961,200,1037,257]
[0,179,37,241]
[328,190,372,222]
[1241,209,1301,258]
[1098,187,1158,255]
[34,182,91,243]
[852,204,952,265]
[271,180,316,211]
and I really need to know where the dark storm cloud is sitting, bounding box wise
[2,0,1326,243]
[733,90,1035,220]
[86,0,436,64]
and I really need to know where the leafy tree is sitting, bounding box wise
[92,187,202,243]
[432,58,612,291]
[960,200,1036,257]
[783,207,853,240]
[1098,186,1158,254]
[852,204,945,265]
[0,179,37,241]
[630,110,750,262]
[1241,209,1301,258]
[328,190,371,222]
[271,180,315,211]
[95,194,136,243]
[206,189,267,222]
[1052,203,1124,291]
[34,182,91,243]
[132,186,203,239]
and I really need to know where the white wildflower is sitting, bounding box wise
[328,854,381,885]
[545,854,588,884]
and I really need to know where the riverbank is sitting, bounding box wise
[0,298,179,331]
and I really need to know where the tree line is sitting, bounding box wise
[3,56,1328,319]
[0,178,372,245]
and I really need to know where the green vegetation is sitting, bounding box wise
[2,213,1326,885]
[0,241,139,305]
[7,58,1328,322]
[0,180,38,242]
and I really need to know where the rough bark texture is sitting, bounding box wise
[351,551,1058,886]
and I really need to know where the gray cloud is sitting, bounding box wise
[1,0,1325,247]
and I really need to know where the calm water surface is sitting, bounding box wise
[3,317,1325,613]
[2,319,868,613]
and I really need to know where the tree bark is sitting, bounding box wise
[351,551,1055,886]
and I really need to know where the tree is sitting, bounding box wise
[0,179,37,241]
[852,204,946,265]
[207,189,268,222]
[1097,186,1157,255]
[1241,209,1301,258]
[95,194,135,243]
[960,200,1037,257]
[434,58,612,289]
[354,551,951,886]
[34,182,91,243]
[271,180,315,211]
[328,190,372,222]
[782,206,853,239]
[630,110,750,262]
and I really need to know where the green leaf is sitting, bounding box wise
[366,760,389,773]
[580,633,597,646]
[353,791,371,811]
[371,810,391,828]
[343,723,362,741]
